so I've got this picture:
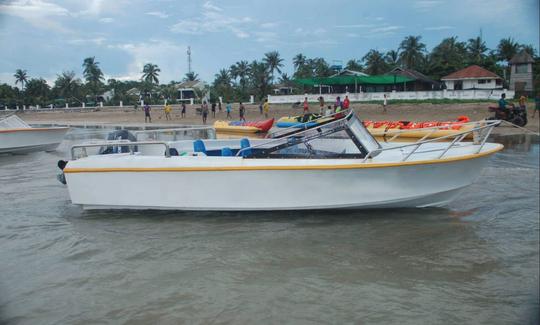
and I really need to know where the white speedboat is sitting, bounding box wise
[58,111,503,210]
[0,114,69,154]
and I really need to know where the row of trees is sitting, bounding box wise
[1,35,538,108]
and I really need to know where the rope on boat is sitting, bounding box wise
[499,120,540,136]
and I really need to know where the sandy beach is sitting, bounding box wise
[16,102,540,135]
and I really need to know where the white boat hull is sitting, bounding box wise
[0,128,69,154]
[64,149,497,211]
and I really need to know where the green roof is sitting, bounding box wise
[294,75,414,86]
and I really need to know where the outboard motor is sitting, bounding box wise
[57,160,67,184]
[99,129,137,154]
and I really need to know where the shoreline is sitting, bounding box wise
[14,102,540,136]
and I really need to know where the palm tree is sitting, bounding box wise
[14,69,28,90]
[362,50,389,75]
[278,73,291,85]
[230,60,250,91]
[345,59,363,71]
[263,51,284,83]
[497,37,520,81]
[54,71,82,99]
[293,53,307,71]
[24,78,51,105]
[398,35,426,70]
[385,50,400,67]
[183,71,199,82]
[497,37,519,62]
[141,63,161,84]
[249,60,271,100]
[429,37,467,78]
[467,36,488,64]
[519,44,537,57]
[213,69,231,87]
[82,57,104,98]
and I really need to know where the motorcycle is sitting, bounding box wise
[487,104,528,127]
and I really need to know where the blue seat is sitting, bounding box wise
[240,138,252,158]
[193,139,207,154]
[221,147,233,156]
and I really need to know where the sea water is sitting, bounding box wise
[0,134,538,324]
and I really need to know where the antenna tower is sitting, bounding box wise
[187,46,192,74]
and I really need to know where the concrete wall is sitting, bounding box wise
[268,89,514,104]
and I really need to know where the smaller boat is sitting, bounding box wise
[276,113,333,128]
[0,114,69,154]
[364,116,475,139]
[214,118,274,133]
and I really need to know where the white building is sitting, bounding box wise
[441,65,503,90]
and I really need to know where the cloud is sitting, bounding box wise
[202,1,222,12]
[414,0,444,10]
[67,37,106,46]
[146,11,169,19]
[334,24,374,29]
[260,22,280,29]
[0,0,70,32]
[111,40,187,83]
[99,17,114,23]
[370,25,402,33]
[425,25,455,30]
[170,2,252,38]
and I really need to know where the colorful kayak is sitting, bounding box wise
[364,116,475,139]
[214,118,274,133]
[276,114,333,128]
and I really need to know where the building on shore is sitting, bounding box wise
[441,65,503,90]
[509,50,534,95]
[174,80,207,101]
[386,67,442,91]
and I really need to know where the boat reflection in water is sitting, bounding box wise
[58,110,504,211]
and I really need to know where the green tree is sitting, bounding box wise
[230,60,250,94]
[466,36,488,65]
[428,37,467,79]
[519,44,537,58]
[362,50,389,75]
[141,63,161,84]
[183,71,199,81]
[248,60,271,100]
[345,59,363,71]
[385,50,400,68]
[82,57,104,99]
[497,37,520,62]
[398,35,426,70]
[53,71,82,101]
[14,69,28,90]
[24,78,51,105]
[213,68,234,99]
[263,51,284,83]
[293,53,307,71]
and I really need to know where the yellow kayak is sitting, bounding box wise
[367,125,475,139]
[214,121,261,133]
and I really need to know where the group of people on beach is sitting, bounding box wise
[302,94,389,116]
[142,100,271,124]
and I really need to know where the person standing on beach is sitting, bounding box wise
[202,101,209,124]
[164,103,172,120]
[239,102,246,122]
[226,102,232,119]
[303,97,309,113]
[334,96,341,112]
[383,94,388,113]
[218,101,222,112]
[533,93,540,118]
[211,102,216,118]
[259,102,263,115]
[263,98,270,118]
[144,104,151,123]
[518,94,527,111]
[343,95,350,110]
[181,102,186,118]
[318,96,325,115]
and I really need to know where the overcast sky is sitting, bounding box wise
[0,0,538,85]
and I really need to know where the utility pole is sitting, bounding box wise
[187,46,192,74]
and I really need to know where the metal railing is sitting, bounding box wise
[361,120,501,162]
[70,141,171,160]
[133,126,216,141]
